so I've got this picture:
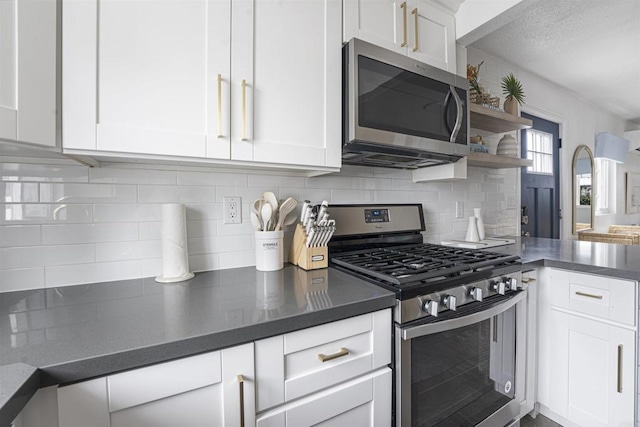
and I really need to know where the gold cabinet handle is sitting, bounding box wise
[241,79,248,141]
[318,347,349,362]
[521,278,536,283]
[575,291,603,300]
[617,345,623,393]
[237,374,245,427]
[217,74,223,138]
[400,2,407,47]
[411,8,418,52]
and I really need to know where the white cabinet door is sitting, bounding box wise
[542,308,635,427]
[63,0,230,159]
[58,344,254,427]
[407,0,456,73]
[343,0,408,55]
[231,0,341,168]
[0,0,57,147]
[343,0,455,73]
[256,367,391,427]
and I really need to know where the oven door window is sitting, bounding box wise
[410,305,516,426]
[357,56,462,143]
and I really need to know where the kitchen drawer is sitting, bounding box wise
[549,269,636,326]
[255,308,391,412]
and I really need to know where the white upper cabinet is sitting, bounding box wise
[343,0,456,73]
[231,0,341,168]
[63,0,340,169]
[0,0,57,147]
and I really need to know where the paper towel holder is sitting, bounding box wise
[156,272,195,284]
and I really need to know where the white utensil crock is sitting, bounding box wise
[255,230,284,271]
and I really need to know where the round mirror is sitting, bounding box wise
[572,145,594,234]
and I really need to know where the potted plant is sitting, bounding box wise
[501,73,525,116]
[466,61,484,103]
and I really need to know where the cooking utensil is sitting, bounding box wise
[250,212,263,231]
[274,197,298,231]
[252,198,265,217]
[317,200,328,223]
[283,212,297,226]
[263,191,278,211]
[261,203,273,231]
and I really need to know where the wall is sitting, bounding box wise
[0,161,518,292]
[467,47,640,237]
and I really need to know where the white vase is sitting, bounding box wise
[465,216,480,242]
[473,208,485,240]
[497,134,518,157]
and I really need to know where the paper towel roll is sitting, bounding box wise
[156,203,194,283]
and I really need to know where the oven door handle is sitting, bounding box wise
[401,291,525,340]
[449,85,463,143]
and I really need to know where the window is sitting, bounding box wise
[525,129,553,174]
[595,158,616,215]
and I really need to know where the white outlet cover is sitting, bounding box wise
[223,197,242,224]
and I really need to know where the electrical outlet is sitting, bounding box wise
[455,201,464,218]
[223,197,242,224]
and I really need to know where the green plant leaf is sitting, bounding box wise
[501,73,526,105]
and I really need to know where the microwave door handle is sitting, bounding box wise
[449,86,463,143]
[443,90,454,134]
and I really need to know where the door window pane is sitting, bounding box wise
[525,129,553,175]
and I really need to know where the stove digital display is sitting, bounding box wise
[364,208,389,223]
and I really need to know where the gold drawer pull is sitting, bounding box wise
[575,291,603,300]
[237,374,245,427]
[217,74,223,138]
[412,8,419,52]
[400,2,407,47]
[318,347,349,362]
[617,344,623,393]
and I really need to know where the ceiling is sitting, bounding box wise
[465,0,640,126]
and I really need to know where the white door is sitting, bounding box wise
[63,0,230,159]
[407,0,456,73]
[343,0,408,55]
[231,0,341,168]
[0,0,57,146]
[546,310,635,427]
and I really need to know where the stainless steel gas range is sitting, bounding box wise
[328,204,527,427]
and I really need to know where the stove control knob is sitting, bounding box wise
[442,295,457,311]
[470,287,483,302]
[492,280,506,295]
[423,300,439,317]
[506,277,519,291]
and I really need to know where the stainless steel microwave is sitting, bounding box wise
[343,38,469,169]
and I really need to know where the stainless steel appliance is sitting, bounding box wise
[342,38,469,169]
[328,204,526,426]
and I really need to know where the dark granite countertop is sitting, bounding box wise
[0,265,395,426]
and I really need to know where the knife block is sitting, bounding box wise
[289,224,328,270]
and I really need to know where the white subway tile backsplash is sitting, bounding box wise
[0,247,44,269]
[1,163,88,182]
[94,204,160,223]
[2,183,39,203]
[0,225,41,247]
[138,185,217,203]
[1,159,518,291]
[0,204,93,224]
[40,183,137,203]
[90,167,176,185]
[247,174,305,189]
[42,223,138,245]
[0,268,45,291]
[96,241,161,262]
[178,171,247,187]
[45,261,141,288]
[42,244,96,266]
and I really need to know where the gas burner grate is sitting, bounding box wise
[331,243,520,286]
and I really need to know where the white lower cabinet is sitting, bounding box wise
[56,309,392,427]
[58,343,254,427]
[537,268,636,427]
